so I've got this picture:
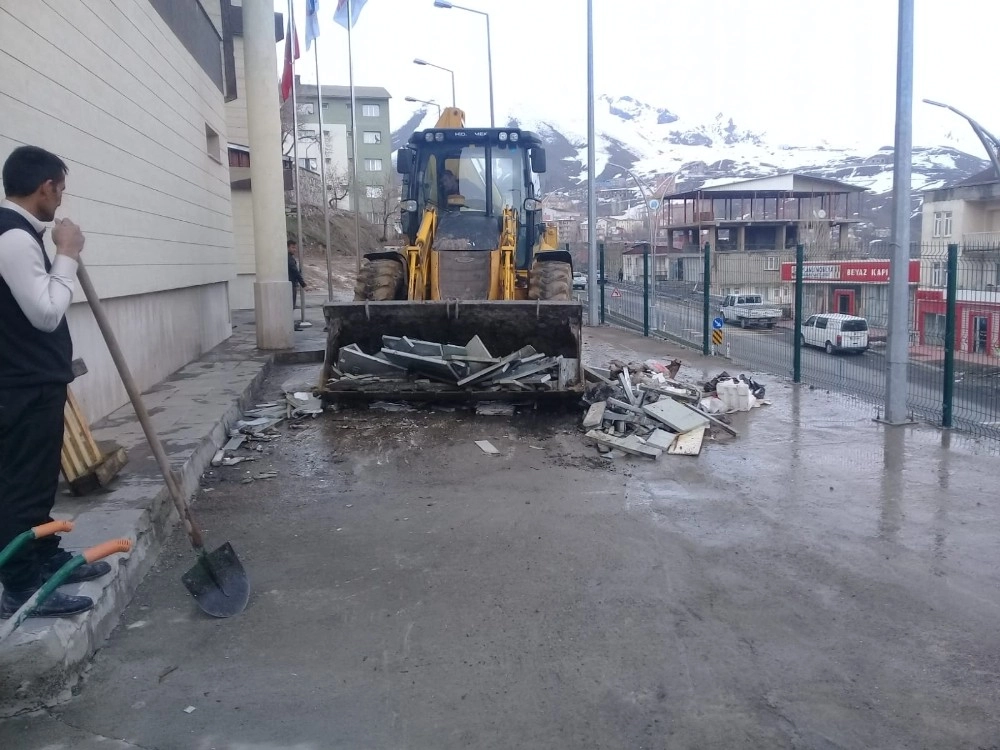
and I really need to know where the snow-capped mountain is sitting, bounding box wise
[392,94,989,234]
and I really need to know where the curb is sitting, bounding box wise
[0,356,275,717]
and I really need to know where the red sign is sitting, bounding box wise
[779,260,920,284]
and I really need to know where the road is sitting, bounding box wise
[4,341,1000,748]
[587,283,1000,438]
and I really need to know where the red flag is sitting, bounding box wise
[280,18,300,102]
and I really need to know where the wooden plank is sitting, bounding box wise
[668,427,706,456]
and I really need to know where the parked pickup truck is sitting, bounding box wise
[720,294,782,329]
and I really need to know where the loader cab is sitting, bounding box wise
[397,128,547,268]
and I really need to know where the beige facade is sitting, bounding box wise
[919,170,1000,292]
[0,0,237,421]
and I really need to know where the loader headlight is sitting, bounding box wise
[424,132,434,142]
[509,132,519,143]
[435,132,444,142]
[498,131,508,141]
[403,200,418,212]
[523,198,541,212]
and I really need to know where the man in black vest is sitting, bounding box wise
[0,146,110,619]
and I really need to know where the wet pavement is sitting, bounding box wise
[2,329,1000,749]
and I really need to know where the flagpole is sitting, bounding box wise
[314,46,333,302]
[347,0,363,273]
[288,1,308,329]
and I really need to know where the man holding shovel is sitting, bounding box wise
[0,145,110,619]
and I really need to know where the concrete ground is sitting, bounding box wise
[3,327,1000,749]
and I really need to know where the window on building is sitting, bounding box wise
[933,210,953,238]
[770,287,781,301]
[297,103,314,116]
[204,124,221,163]
[364,158,383,172]
[363,131,382,145]
[931,261,946,288]
[765,256,779,271]
[228,148,250,168]
[298,157,318,172]
[362,104,380,117]
[366,185,383,199]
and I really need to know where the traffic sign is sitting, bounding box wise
[712,317,725,330]
[611,287,622,298]
[648,199,660,211]
[711,329,724,346]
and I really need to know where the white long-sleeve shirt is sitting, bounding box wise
[0,199,77,333]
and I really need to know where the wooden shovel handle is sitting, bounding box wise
[75,260,205,551]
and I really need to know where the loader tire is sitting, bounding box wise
[528,260,572,301]
[354,259,405,301]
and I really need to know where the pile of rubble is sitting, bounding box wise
[210,383,323,469]
[327,335,576,394]
[581,359,766,459]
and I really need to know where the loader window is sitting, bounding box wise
[491,146,524,212]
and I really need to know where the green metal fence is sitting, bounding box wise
[596,241,1000,440]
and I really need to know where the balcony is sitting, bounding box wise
[963,232,1000,251]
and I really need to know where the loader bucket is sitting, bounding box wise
[321,300,584,398]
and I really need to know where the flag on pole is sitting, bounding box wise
[305,0,321,50]
[280,16,300,102]
[334,0,369,29]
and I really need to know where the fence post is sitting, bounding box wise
[942,242,958,428]
[702,242,711,355]
[642,247,650,336]
[793,243,804,383]
[599,241,606,325]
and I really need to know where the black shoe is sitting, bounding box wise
[0,589,94,619]
[40,554,112,585]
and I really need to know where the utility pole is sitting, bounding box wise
[586,0,598,325]
[885,0,914,424]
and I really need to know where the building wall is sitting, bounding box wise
[226,35,249,146]
[229,188,256,309]
[0,0,236,421]
[295,89,393,221]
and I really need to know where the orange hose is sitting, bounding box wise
[32,520,74,538]
[83,539,132,563]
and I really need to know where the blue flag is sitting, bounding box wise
[305,0,321,50]
[334,0,369,29]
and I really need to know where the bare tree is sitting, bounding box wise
[366,172,401,242]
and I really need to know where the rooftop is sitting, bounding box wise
[667,173,868,200]
[296,83,392,101]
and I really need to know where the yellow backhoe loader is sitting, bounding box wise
[321,108,584,397]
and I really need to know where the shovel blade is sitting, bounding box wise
[181,542,249,618]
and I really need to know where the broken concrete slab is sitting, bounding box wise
[337,344,408,377]
[380,349,464,382]
[642,399,709,433]
[585,429,662,459]
[475,440,500,455]
[644,429,676,451]
[582,402,606,429]
[383,336,445,358]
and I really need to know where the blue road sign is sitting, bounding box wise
[712,317,725,330]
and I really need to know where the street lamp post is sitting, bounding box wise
[432,1,494,127]
[405,96,442,118]
[413,58,456,108]
[610,163,658,329]
[923,98,1000,179]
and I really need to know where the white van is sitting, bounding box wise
[800,313,869,354]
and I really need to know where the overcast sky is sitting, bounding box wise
[275,0,999,156]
